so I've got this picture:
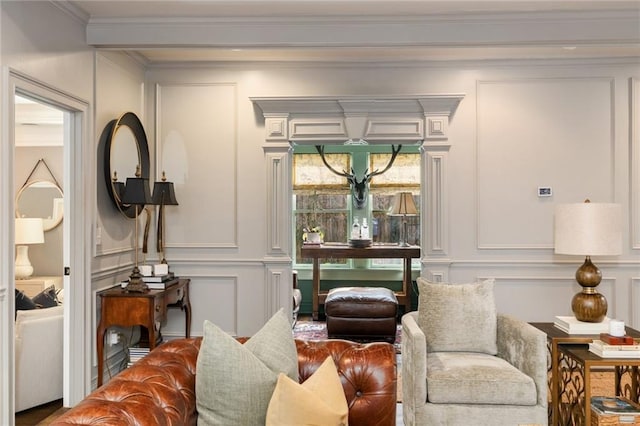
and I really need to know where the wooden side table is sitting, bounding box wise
[559,345,640,425]
[530,322,640,426]
[96,278,191,386]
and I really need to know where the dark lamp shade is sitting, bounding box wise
[121,177,152,205]
[151,181,178,205]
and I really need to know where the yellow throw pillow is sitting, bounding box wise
[266,356,349,426]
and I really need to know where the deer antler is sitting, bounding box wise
[365,145,402,179]
[315,145,353,178]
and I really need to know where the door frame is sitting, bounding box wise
[2,69,91,420]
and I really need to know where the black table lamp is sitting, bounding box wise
[121,166,152,292]
[151,171,178,265]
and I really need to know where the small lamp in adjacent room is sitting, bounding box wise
[121,166,152,292]
[15,217,44,279]
[151,171,178,265]
[389,192,418,247]
[554,200,622,323]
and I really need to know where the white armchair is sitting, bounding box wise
[401,278,548,426]
[14,305,64,412]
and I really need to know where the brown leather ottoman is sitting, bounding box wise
[325,287,398,343]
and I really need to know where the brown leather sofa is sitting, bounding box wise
[51,337,397,426]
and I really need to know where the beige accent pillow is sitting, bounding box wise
[196,308,298,425]
[417,277,497,354]
[266,356,348,426]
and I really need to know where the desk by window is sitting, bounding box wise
[300,243,420,320]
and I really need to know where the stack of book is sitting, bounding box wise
[127,345,150,367]
[554,316,612,334]
[591,396,640,416]
[589,337,640,358]
[142,272,176,289]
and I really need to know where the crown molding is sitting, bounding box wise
[86,10,640,49]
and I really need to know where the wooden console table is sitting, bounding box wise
[301,244,420,320]
[97,278,191,386]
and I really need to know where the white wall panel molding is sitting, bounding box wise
[264,267,292,320]
[266,150,291,256]
[477,77,615,250]
[289,119,348,142]
[422,146,449,257]
[155,82,238,249]
[176,275,239,336]
[476,275,617,321]
[264,115,289,142]
[425,116,448,140]
[364,119,423,141]
[632,78,640,250]
[252,95,463,144]
[632,278,640,327]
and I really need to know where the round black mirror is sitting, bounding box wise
[101,112,150,218]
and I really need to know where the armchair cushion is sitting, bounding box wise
[417,277,497,354]
[426,352,537,405]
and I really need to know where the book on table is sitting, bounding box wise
[599,333,636,345]
[591,396,640,415]
[141,272,175,283]
[553,315,611,334]
[589,340,640,358]
[145,278,178,290]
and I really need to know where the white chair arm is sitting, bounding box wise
[497,313,548,407]
[401,311,427,424]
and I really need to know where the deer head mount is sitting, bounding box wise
[315,144,402,209]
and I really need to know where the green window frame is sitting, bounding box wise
[293,144,421,269]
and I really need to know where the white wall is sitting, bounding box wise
[1,0,95,419]
[146,60,639,339]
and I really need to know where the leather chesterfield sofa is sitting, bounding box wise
[50,337,397,426]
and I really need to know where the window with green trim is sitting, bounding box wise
[293,145,420,267]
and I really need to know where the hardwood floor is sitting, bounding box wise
[15,399,66,425]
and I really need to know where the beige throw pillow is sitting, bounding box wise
[196,308,298,425]
[266,356,348,426]
[417,277,497,355]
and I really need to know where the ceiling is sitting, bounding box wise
[66,1,640,63]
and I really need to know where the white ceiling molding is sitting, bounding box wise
[251,95,464,144]
[85,11,639,50]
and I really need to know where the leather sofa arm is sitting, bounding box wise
[296,339,397,426]
[51,338,202,426]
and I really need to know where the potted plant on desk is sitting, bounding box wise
[303,226,323,245]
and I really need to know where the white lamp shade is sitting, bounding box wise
[554,202,622,256]
[15,217,44,245]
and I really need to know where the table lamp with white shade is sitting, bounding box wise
[554,200,622,323]
[15,217,44,279]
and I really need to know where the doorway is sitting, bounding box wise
[4,71,91,422]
